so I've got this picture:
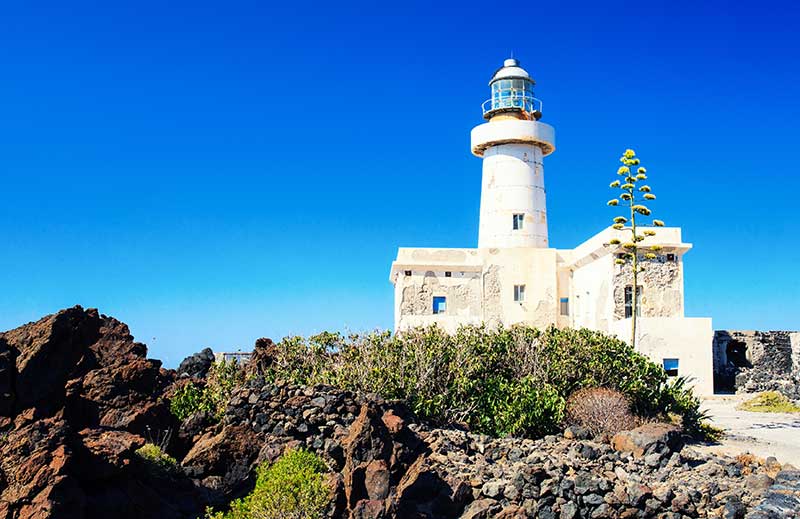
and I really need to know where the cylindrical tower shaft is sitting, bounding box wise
[478,143,547,248]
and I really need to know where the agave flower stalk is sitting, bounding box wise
[605,149,665,349]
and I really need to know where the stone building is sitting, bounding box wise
[389,58,714,395]
[713,330,800,397]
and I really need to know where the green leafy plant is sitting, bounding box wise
[606,148,665,348]
[170,381,215,420]
[737,391,800,413]
[169,359,245,421]
[206,448,329,519]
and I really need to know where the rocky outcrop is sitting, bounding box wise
[713,330,800,398]
[177,348,215,379]
[182,377,425,516]
[0,306,199,519]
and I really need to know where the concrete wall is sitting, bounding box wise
[611,317,715,395]
[485,247,559,328]
[570,253,614,332]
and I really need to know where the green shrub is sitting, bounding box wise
[737,391,800,413]
[206,448,329,519]
[170,381,215,420]
[255,325,708,439]
[136,443,178,475]
[169,360,245,421]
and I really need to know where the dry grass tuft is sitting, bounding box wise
[565,387,638,437]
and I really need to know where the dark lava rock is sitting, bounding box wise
[177,347,215,379]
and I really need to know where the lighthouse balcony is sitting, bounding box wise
[482,95,543,120]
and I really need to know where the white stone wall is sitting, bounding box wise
[570,254,615,332]
[611,317,715,395]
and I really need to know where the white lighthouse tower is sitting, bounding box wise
[471,58,556,248]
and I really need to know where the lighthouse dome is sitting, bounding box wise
[489,58,534,85]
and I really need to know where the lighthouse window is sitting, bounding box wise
[513,285,526,303]
[432,296,447,314]
[560,298,569,316]
[512,213,524,230]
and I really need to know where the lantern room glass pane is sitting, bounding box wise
[491,78,536,112]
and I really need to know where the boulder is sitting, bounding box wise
[611,423,682,459]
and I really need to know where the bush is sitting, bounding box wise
[565,387,637,437]
[737,391,800,413]
[255,325,706,439]
[169,360,245,421]
[136,443,178,475]
[170,381,214,420]
[206,448,329,519]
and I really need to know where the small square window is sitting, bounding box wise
[433,296,447,314]
[663,358,679,377]
[512,213,524,230]
[560,297,569,316]
[666,253,676,262]
[404,270,412,276]
[445,271,452,277]
[513,284,526,302]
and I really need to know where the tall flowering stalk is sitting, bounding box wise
[606,149,664,349]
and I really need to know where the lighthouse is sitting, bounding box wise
[389,58,714,396]
[471,58,556,249]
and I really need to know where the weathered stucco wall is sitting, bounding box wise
[712,330,800,398]
[612,256,684,319]
[395,270,483,332]
[392,247,559,332]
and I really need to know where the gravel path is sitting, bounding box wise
[698,394,800,467]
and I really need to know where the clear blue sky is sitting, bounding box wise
[1,1,798,366]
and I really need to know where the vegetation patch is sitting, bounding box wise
[135,443,178,475]
[170,359,245,421]
[737,391,800,413]
[206,448,329,519]
[259,325,713,439]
